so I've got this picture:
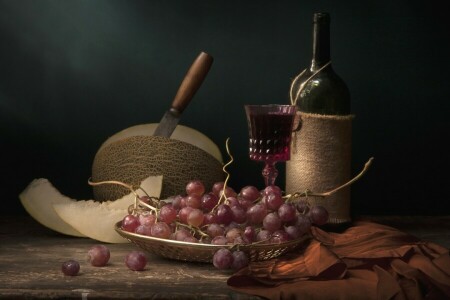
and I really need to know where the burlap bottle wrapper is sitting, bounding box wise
[286,112,354,224]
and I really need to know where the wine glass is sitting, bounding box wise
[245,104,298,187]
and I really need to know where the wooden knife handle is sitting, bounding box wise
[171,51,213,114]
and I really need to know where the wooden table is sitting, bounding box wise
[1,215,449,299]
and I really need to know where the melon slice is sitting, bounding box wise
[19,175,163,239]
[19,178,86,237]
[53,201,129,243]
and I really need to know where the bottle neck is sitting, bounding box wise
[311,13,331,71]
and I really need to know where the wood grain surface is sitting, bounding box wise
[0,215,448,299]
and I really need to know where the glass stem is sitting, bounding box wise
[262,161,278,187]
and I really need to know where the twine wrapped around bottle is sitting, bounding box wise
[286,63,355,224]
[286,112,354,224]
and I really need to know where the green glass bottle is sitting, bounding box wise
[290,12,351,114]
[287,12,353,228]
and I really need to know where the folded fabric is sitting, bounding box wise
[227,221,450,300]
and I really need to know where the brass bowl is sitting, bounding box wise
[115,221,310,263]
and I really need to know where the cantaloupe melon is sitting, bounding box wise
[97,124,223,162]
[91,124,225,201]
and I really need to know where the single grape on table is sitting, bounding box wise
[61,259,80,276]
[87,245,110,267]
[125,251,147,271]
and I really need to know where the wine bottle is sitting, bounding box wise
[290,12,350,114]
[286,12,354,228]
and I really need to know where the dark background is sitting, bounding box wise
[1,0,449,217]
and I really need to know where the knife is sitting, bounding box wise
[153,51,214,138]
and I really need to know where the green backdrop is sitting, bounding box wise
[1,0,449,216]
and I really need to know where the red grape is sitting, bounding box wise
[225,227,243,243]
[233,235,245,244]
[180,196,187,208]
[170,194,184,210]
[243,226,256,244]
[238,198,254,211]
[224,222,240,233]
[159,205,177,224]
[285,225,302,239]
[139,212,156,226]
[296,199,310,214]
[278,203,297,223]
[201,192,219,212]
[203,212,218,225]
[186,180,205,196]
[270,230,290,244]
[150,222,172,239]
[231,205,247,224]
[216,204,233,225]
[296,214,312,234]
[183,236,199,243]
[212,182,225,197]
[309,205,329,226]
[246,203,267,225]
[135,224,152,236]
[206,223,224,238]
[263,212,282,232]
[231,250,249,270]
[213,248,234,270]
[179,206,194,224]
[125,251,147,271]
[226,196,240,208]
[121,214,140,232]
[172,228,192,241]
[256,230,272,243]
[239,185,260,202]
[87,245,110,267]
[221,186,237,198]
[264,193,284,211]
[211,235,228,245]
[187,208,204,227]
[185,194,202,209]
[263,185,282,196]
[61,260,80,276]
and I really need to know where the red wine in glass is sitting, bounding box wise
[245,105,297,187]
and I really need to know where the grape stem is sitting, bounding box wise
[285,157,374,199]
[212,137,233,212]
[87,178,159,214]
[175,222,209,239]
[135,199,159,215]
[88,178,138,196]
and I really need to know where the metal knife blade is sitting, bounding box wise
[153,51,213,138]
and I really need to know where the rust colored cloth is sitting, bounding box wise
[227,221,450,300]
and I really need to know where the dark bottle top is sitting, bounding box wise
[291,12,351,115]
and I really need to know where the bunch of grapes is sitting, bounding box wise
[121,180,329,271]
